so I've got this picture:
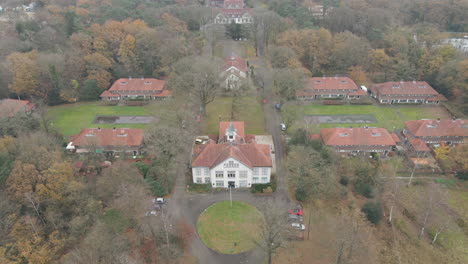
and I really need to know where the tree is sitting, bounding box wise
[7,50,40,97]
[80,79,101,101]
[273,68,306,100]
[64,11,80,37]
[361,202,382,224]
[225,22,246,40]
[255,198,290,264]
[417,182,448,240]
[268,46,299,69]
[169,56,221,115]
[348,66,368,85]
[117,34,137,74]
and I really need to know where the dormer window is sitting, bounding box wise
[120,81,128,85]
[229,135,234,140]
[340,80,348,83]
[371,133,381,137]
[426,124,437,128]
[144,81,152,85]
[85,133,95,137]
[339,133,349,137]
[418,85,426,88]
[315,80,322,83]
[392,85,400,88]
[117,129,128,137]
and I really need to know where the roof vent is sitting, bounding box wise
[315,80,322,83]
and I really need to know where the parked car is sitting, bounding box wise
[154,197,165,204]
[291,223,306,230]
[280,123,287,131]
[275,103,281,110]
[288,208,304,216]
[145,210,157,216]
[288,214,303,222]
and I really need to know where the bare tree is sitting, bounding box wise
[169,56,221,115]
[418,182,448,240]
[254,198,291,264]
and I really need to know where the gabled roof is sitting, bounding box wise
[370,81,443,97]
[223,0,244,8]
[221,54,247,72]
[108,78,166,92]
[306,77,358,91]
[405,119,468,137]
[69,128,144,147]
[0,99,34,118]
[320,127,396,146]
[192,143,271,168]
[219,121,245,139]
[407,134,431,152]
[216,8,251,16]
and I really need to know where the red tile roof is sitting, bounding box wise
[0,99,34,118]
[391,133,401,143]
[219,121,245,139]
[320,127,396,146]
[69,128,144,147]
[405,119,468,137]
[217,8,251,16]
[370,81,443,97]
[109,78,165,92]
[407,134,431,152]
[222,54,247,72]
[192,143,271,168]
[348,89,367,96]
[223,0,244,8]
[306,77,358,91]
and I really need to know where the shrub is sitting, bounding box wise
[455,171,468,181]
[339,176,349,186]
[295,185,308,201]
[145,177,167,196]
[134,161,151,177]
[361,202,382,224]
[251,175,277,193]
[354,181,373,198]
[188,183,212,193]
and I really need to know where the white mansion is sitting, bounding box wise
[191,121,272,188]
[213,0,253,24]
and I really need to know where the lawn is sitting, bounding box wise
[283,104,450,132]
[47,102,153,137]
[204,96,265,135]
[196,201,263,254]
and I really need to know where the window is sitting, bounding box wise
[224,160,239,168]
[216,181,224,187]
[195,168,201,176]
[253,168,259,176]
[239,180,248,187]
[215,171,224,178]
[204,168,209,176]
[239,171,248,178]
[196,178,202,184]
[253,177,259,183]
[261,177,268,182]
[262,168,268,176]
[205,177,210,183]
[227,171,236,178]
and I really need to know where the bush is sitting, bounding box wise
[145,177,167,196]
[251,174,277,193]
[134,161,151,177]
[339,176,349,186]
[455,171,468,181]
[361,202,382,224]
[354,181,373,198]
[295,185,308,201]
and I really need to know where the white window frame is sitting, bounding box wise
[195,168,201,176]
[204,177,211,183]
[262,168,268,176]
[239,171,248,178]
[196,178,202,184]
[227,171,236,178]
[253,168,259,176]
[216,181,224,187]
[215,171,223,178]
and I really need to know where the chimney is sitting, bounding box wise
[129,76,132,80]
[364,125,369,129]
[98,127,101,131]
[113,127,116,131]
[141,76,144,80]
[437,118,440,122]
[412,80,416,84]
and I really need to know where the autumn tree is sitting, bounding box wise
[7,50,40,97]
[273,68,306,100]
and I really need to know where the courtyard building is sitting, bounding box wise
[213,0,253,24]
[313,127,398,155]
[296,77,366,100]
[369,81,446,104]
[220,54,248,90]
[403,119,468,152]
[100,78,171,101]
[191,121,272,188]
[66,128,144,155]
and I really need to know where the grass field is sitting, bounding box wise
[283,104,450,132]
[47,102,153,136]
[205,96,265,135]
[196,201,263,254]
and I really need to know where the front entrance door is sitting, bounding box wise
[228,181,235,188]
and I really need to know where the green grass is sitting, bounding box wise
[47,102,153,137]
[196,201,263,254]
[284,104,449,132]
[205,96,265,135]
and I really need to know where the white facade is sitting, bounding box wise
[192,157,271,188]
[214,12,253,24]
[220,67,246,90]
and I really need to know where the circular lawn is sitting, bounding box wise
[196,201,263,254]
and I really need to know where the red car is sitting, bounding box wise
[288,209,304,216]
